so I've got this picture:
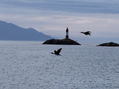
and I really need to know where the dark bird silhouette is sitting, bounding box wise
[51,48,62,55]
[81,31,91,36]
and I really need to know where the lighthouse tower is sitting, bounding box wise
[66,27,69,39]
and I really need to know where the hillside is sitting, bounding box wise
[0,20,52,41]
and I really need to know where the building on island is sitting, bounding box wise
[43,27,80,45]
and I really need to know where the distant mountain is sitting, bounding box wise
[0,20,52,41]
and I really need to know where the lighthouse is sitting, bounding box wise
[43,27,80,45]
[66,27,69,39]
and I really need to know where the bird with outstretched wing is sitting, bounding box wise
[51,48,62,55]
[81,31,91,36]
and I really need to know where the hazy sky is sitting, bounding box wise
[0,0,119,43]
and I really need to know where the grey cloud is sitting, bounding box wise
[0,0,119,14]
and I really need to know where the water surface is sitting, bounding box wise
[0,41,119,89]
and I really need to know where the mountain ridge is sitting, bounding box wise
[0,20,52,41]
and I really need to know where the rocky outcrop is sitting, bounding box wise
[98,42,119,47]
[43,27,81,45]
[43,38,80,45]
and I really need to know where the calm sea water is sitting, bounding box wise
[0,41,119,89]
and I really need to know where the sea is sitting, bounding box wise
[0,41,119,89]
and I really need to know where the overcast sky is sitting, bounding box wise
[0,0,119,43]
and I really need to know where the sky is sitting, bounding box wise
[0,0,119,43]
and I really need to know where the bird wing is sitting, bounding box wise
[56,48,62,54]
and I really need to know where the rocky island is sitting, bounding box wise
[98,42,119,47]
[43,28,80,45]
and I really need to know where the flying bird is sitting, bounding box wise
[51,48,62,55]
[81,31,91,36]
